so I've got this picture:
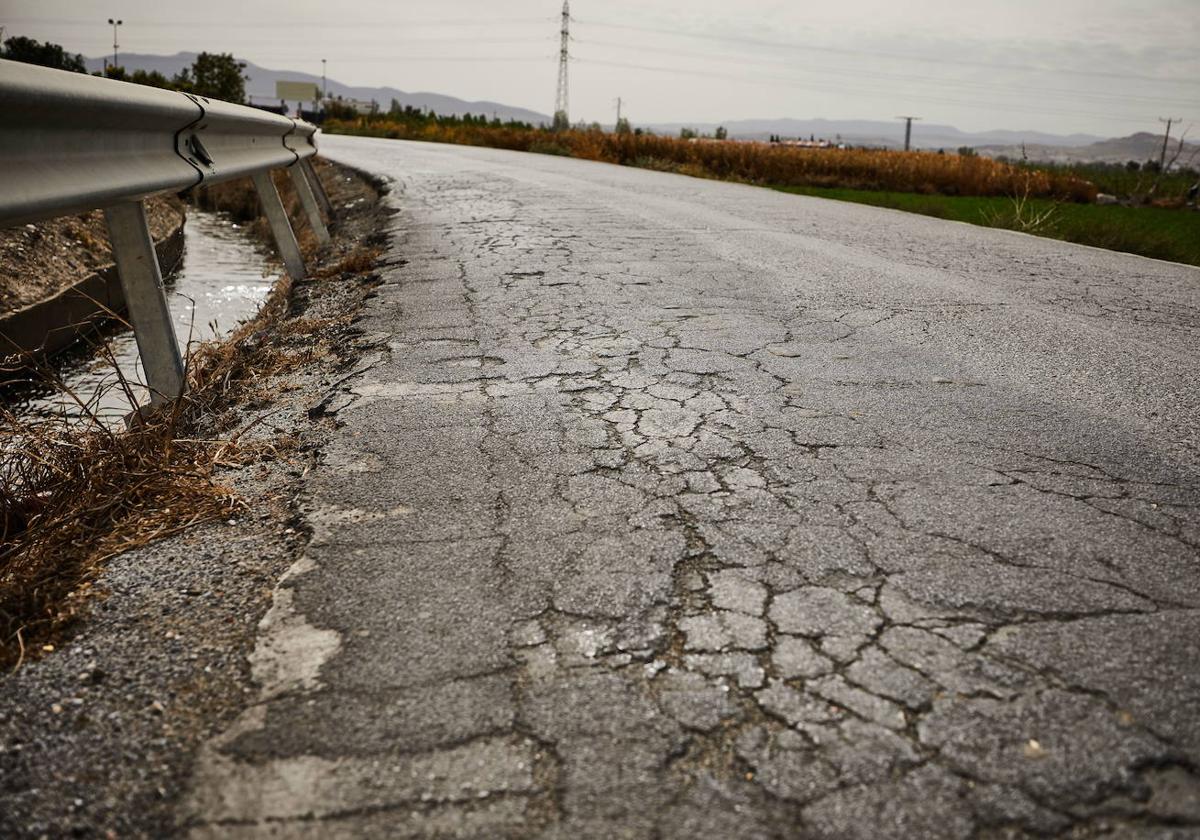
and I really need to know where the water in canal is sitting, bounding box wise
[8,209,277,426]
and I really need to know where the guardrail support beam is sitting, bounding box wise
[251,170,306,280]
[103,200,185,404]
[300,158,334,218]
[289,165,331,248]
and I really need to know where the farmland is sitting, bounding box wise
[324,115,1198,266]
[773,186,1200,267]
[325,117,1095,200]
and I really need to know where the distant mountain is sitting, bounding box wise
[85,53,1154,158]
[976,132,1200,166]
[83,52,552,125]
[645,118,1107,150]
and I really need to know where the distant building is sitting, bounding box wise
[776,138,835,149]
[327,97,378,115]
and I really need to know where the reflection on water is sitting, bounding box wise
[12,210,276,425]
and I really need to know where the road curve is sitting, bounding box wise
[186,136,1200,839]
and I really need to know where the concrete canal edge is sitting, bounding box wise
[0,212,186,375]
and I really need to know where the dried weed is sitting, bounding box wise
[0,198,380,667]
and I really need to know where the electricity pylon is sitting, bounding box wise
[897,116,921,151]
[553,1,570,131]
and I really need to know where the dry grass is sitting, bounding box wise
[313,246,381,278]
[327,119,1098,202]
[0,275,292,668]
[190,170,321,252]
[0,164,380,668]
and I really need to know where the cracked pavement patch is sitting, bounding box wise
[179,137,1200,838]
[175,136,1200,839]
[47,138,1200,837]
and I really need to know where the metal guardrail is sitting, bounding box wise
[0,58,334,405]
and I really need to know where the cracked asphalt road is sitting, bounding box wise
[185,136,1200,839]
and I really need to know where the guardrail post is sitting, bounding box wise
[251,170,306,280]
[289,165,331,248]
[300,158,334,218]
[103,200,186,404]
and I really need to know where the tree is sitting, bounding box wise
[130,68,173,89]
[715,126,728,140]
[325,99,357,121]
[97,65,169,89]
[552,110,570,132]
[615,117,632,135]
[173,52,248,103]
[680,127,697,139]
[2,36,86,72]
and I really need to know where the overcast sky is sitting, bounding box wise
[4,0,1197,137]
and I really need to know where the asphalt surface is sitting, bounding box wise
[186,136,1200,839]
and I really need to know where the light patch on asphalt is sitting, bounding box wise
[353,381,481,399]
[183,737,536,832]
[182,551,346,832]
[244,551,342,703]
[249,584,341,700]
[343,380,487,412]
[304,502,416,545]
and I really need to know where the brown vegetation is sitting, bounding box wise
[0,161,380,668]
[0,278,286,667]
[327,119,1098,202]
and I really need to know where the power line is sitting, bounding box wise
[247,55,554,65]
[3,15,553,30]
[573,36,1198,110]
[573,56,1173,125]
[576,18,1200,89]
[203,35,554,46]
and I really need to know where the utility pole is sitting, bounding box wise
[897,115,921,151]
[1159,117,1181,171]
[553,0,570,131]
[616,97,622,125]
[321,58,327,100]
[107,18,122,71]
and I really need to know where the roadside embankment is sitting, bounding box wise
[0,158,379,668]
[0,157,387,837]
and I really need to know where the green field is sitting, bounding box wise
[772,186,1200,267]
